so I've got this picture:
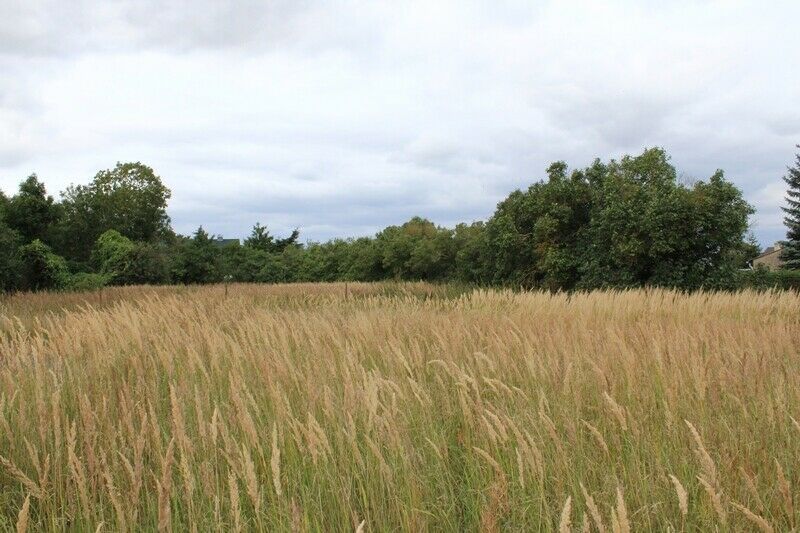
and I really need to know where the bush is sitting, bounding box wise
[68,272,108,292]
[92,230,170,285]
[735,268,800,290]
[92,229,135,283]
[124,242,170,285]
[17,239,70,291]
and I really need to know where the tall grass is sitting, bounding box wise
[0,283,798,531]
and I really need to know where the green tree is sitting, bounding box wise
[171,227,221,284]
[124,242,171,285]
[6,174,60,244]
[295,242,344,282]
[780,146,800,269]
[0,221,21,291]
[580,151,688,288]
[256,251,292,283]
[736,233,762,269]
[244,223,300,253]
[89,229,171,285]
[0,194,21,291]
[339,237,384,281]
[219,242,269,282]
[375,217,455,280]
[57,162,172,261]
[483,161,592,288]
[92,229,135,283]
[17,239,70,292]
[484,148,753,290]
[580,151,752,289]
[452,222,487,283]
[686,171,754,287]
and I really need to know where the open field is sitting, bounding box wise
[0,283,799,531]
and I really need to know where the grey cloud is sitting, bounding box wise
[0,0,382,57]
[1,0,799,248]
[768,116,800,138]
[121,0,310,51]
[393,136,507,177]
[537,90,683,150]
[0,1,90,56]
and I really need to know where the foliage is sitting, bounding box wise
[582,156,753,289]
[375,217,455,280]
[92,229,136,282]
[483,148,754,290]
[57,162,172,260]
[171,227,222,284]
[452,222,488,284]
[780,146,800,269]
[5,174,60,244]
[736,266,800,290]
[339,237,384,281]
[90,229,171,285]
[484,161,591,289]
[67,272,109,292]
[124,242,171,285]
[16,239,70,291]
[0,149,779,293]
[0,221,21,292]
[219,243,270,282]
[245,223,300,253]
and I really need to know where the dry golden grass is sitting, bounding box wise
[0,282,798,531]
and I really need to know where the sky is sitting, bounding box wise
[1,0,799,247]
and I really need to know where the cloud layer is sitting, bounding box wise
[1,0,799,245]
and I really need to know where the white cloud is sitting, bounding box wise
[1,0,799,245]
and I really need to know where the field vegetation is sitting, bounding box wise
[0,148,769,294]
[0,283,798,531]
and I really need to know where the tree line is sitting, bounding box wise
[1,147,788,293]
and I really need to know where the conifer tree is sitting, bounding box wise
[780,146,800,269]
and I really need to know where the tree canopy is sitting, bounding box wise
[5,174,59,244]
[483,148,754,289]
[0,148,779,293]
[57,162,172,261]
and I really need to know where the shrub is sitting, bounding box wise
[735,267,800,290]
[67,272,109,292]
[17,239,70,291]
[92,229,135,283]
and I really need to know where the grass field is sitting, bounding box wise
[0,283,798,531]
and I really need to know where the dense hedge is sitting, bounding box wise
[735,268,800,290]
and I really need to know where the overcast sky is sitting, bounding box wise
[1,0,798,246]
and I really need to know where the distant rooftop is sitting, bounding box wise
[757,242,783,258]
[752,241,785,270]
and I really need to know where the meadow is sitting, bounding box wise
[0,283,798,531]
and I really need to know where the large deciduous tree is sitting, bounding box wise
[57,162,172,261]
[6,174,60,244]
[581,155,752,289]
[484,148,753,290]
[484,161,592,289]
